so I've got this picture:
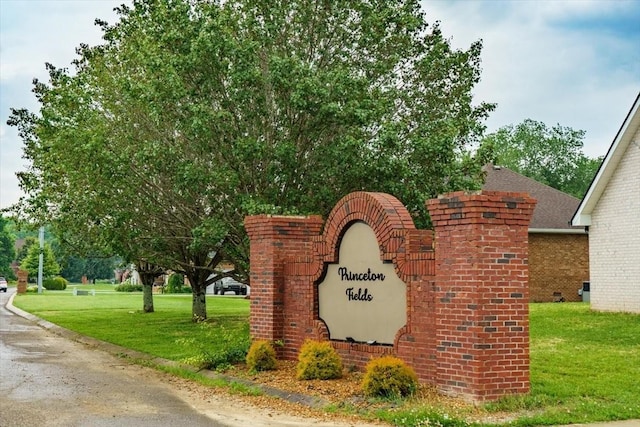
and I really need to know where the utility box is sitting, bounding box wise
[579,281,590,302]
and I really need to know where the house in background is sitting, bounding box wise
[572,93,640,313]
[483,164,589,302]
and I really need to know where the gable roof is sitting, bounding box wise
[572,92,640,226]
[482,164,584,233]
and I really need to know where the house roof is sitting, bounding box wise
[572,92,640,226]
[482,164,584,233]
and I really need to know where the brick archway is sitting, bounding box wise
[320,191,416,265]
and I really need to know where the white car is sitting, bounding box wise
[0,277,7,292]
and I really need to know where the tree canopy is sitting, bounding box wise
[15,236,37,266]
[8,0,494,320]
[59,255,119,283]
[482,119,601,198]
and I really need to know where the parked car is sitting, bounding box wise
[0,277,8,292]
[213,277,247,295]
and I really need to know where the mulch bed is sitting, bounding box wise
[222,360,497,425]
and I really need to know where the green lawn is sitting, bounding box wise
[12,287,249,362]
[518,303,640,425]
[10,290,640,426]
[372,303,640,427]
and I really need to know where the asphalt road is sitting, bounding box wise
[0,289,372,427]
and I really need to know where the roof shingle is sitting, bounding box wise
[482,164,583,231]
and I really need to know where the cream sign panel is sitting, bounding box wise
[318,221,407,344]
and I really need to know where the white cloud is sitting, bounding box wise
[423,0,640,158]
[1,2,116,82]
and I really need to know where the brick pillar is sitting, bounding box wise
[244,215,323,347]
[17,270,28,294]
[427,191,536,402]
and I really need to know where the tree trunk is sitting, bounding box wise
[136,261,164,314]
[191,284,207,322]
[142,282,154,313]
[138,271,155,313]
[186,268,208,322]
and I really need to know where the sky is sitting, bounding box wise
[1,0,639,210]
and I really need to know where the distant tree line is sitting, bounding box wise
[0,219,118,283]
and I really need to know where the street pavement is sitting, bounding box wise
[0,289,224,427]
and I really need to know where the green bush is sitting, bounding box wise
[361,355,418,398]
[246,340,277,372]
[114,280,143,292]
[26,285,40,293]
[165,273,190,293]
[43,276,68,290]
[296,339,342,380]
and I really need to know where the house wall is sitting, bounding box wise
[529,233,589,302]
[589,127,640,313]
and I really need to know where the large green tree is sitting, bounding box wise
[482,119,601,198]
[0,216,16,279]
[9,0,494,320]
[15,236,37,265]
[20,242,60,280]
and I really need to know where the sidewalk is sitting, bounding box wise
[5,291,639,427]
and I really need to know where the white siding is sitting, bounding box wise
[589,127,640,312]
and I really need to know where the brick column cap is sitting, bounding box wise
[427,190,536,227]
[244,214,324,239]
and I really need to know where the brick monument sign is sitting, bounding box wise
[245,190,536,402]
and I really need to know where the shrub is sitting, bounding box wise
[362,355,418,398]
[165,273,190,293]
[246,340,277,372]
[26,285,40,293]
[114,280,143,292]
[296,339,342,380]
[43,276,68,290]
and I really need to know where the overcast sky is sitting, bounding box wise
[1,0,639,210]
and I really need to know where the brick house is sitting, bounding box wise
[572,93,640,313]
[483,164,589,302]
